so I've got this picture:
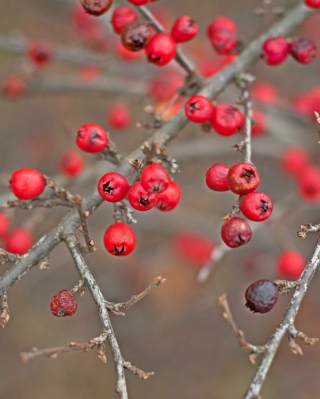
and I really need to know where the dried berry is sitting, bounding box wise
[245,279,278,313]
[80,0,113,16]
[50,289,77,317]
[121,22,151,52]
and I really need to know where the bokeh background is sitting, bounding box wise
[1,0,320,398]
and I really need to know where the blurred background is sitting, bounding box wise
[1,0,320,398]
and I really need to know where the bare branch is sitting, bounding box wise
[123,360,154,380]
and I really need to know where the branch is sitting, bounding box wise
[297,222,320,239]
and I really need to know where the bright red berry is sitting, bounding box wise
[0,213,9,239]
[227,163,260,195]
[211,104,244,136]
[185,95,213,123]
[156,181,181,211]
[128,181,157,211]
[240,192,273,222]
[104,221,136,256]
[108,103,131,129]
[76,123,108,153]
[280,146,310,177]
[10,168,45,200]
[4,227,33,255]
[304,0,320,8]
[206,163,230,192]
[80,0,113,16]
[290,38,317,64]
[140,164,170,193]
[111,6,137,34]
[221,217,252,248]
[245,280,278,313]
[207,16,237,38]
[297,165,320,202]
[171,15,198,43]
[145,33,176,66]
[121,22,151,52]
[127,0,149,4]
[262,37,289,65]
[251,82,278,104]
[98,172,130,202]
[2,74,26,98]
[276,250,305,280]
[27,41,53,67]
[50,289,77,317]
[57,150,84,177]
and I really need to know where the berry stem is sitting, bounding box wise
[239,78,253,164]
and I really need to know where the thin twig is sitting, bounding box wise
[298,222,320,239]
[0,249,20,265]
[2,197,74,210]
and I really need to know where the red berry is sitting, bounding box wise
[221,217,252,248]
[2,74,26,98]
[104,221,136,256]
[145,33,176,66]
[128,181,157,211]
[245,279,278,313]
[185,95,213,123]
[57,150,84,177]
[10,168,45,200]
[262,37,289,65]
[108,103,132,129]
[211,104,244,136]
[80,0,113,16]
[297,165,320,202]
[207,16,237,38]
[251,109,266,135]
[240,192,273,222]
[304,0,320,8]
[98,172,130,202]
[156,181,181,211]
[0,213,9,239]
[111,6,137,34]
[206,163,230,192]
[140,164,169,193]
[276,250,305,280]
[27,41,53,67]
[280,146,310,177]
[4,227,33,255]
[251,82,278,104]
[171,15,198,43]
[290,38,317,64]
[121,22,151,52]
[127,0,149,4]
[76,123,108,153]
[210,29,237,55]
[50,289,77,317]
[227,163,260,195]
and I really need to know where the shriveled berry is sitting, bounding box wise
[290,38,317,64]
[227,163,260,195]
[4,227,33,255]
[185,95,213,123]
[206,163,229,192]
[108,103,131,129]
[27,41,53,67]
[140,164,169,193]
[240,192,273,222]
[50,289,77,317]
[80,0,113,16]
[171,15,198,43]
[280,146,310,177]
[98,172,130,202]
[245,279,278,313]
[76,123,108,153]
[104,221,136,256]
[10,168,45,200]
[305,0,320,7]
[262,37,289,65]
[156,181,181,211]
[211,104,244,136]
[128,181,157,211]
[221,217,252,248]
[111,6,137,34]
[57,150,84,177]
[121,22,151,52]
[0,213,9,239]
[297,165,320,202]
[2,74,26,98]
[276,250,305,280]
[145,33,176,66]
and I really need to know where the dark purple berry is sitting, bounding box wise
[245,279,278,314]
